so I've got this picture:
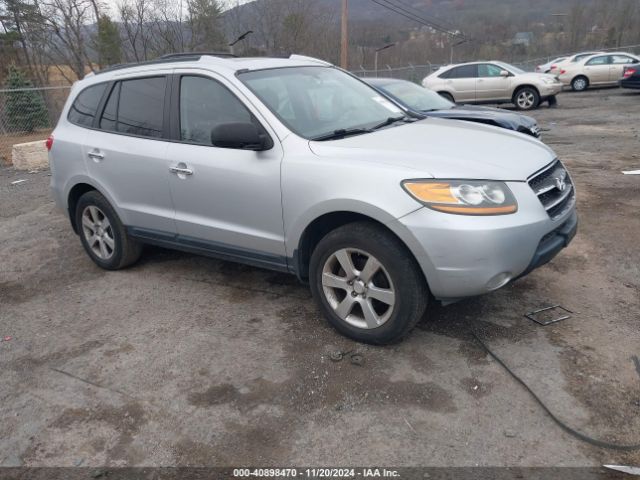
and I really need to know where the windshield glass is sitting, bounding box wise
[239,66,403,140]
[494,61,525,75]
[379,81,453,111]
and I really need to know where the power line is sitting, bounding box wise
[369,0,464,38]
[385,0,459,35]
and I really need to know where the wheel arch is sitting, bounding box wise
[512,84,540,102]
[67,182,99,233]
[437,91,455,102]
[293,210,429,295]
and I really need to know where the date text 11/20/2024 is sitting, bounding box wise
[233,468,401,477]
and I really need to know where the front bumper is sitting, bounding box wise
[539,82,563,97]
[391,181,577,302]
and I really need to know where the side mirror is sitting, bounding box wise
[500,70,510,77]
[211,122,271,151]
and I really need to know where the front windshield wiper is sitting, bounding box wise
[371,115,415,130]
[312,128,373,141]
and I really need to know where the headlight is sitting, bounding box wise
[402,180,518,215]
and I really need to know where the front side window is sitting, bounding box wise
[179,76,253,145]
[68,83,107,127]
[239,66,403,140]
[109,77,166,138]
[611,55,636,64]
[586,56,609,66]
[478,64,505,77]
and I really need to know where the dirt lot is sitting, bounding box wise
[1,88,639,469]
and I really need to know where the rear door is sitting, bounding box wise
[84,74,176,233]
[476,63,511,101]
[609,55,639,81]
[164,71,286,268]
[584,55,611,84]
[444,65,478,102]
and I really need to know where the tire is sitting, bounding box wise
[309,221,428,345]
[438,92,455,103]
[75,191,142,270]
[513,86,540,110]
[571,76,589,92]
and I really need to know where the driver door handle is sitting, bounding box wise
[169,166,193,175]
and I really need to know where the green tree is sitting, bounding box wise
[95,14,122,67]
[3,65,48,133]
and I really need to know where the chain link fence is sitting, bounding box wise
[351,64,440,83]
[0,86,71,165]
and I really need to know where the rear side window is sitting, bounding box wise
[97,77,166,138]
[448,65,478,79]
[586,56,609,66]
[68,83,108,127]
[611,55,636,64]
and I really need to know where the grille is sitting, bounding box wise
[528,160,575,220]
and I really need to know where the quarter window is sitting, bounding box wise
[68,83,107,127]
[179,76,254,145]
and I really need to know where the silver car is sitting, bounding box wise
[423,61,563,110]
[49,54,577,344]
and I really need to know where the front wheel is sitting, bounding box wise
[309,222,428,345]
[513,87,540,110]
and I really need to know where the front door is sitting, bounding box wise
[476,63,511,101]
[165,73,287,269]
[609,55,638,82]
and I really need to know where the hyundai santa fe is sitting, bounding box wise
[49,53,578,344]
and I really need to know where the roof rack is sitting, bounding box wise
[160,52,236,59]
[93,52,236,76]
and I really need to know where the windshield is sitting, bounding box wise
[378,81,453,111]
[494,61,525,75]
[239,66,404,140]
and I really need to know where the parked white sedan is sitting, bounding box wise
[557,52,640,91]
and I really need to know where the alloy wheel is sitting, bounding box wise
[321,248,396,330]
[81,205,115,260]
[573,78,587,91]
[517,91,535,109]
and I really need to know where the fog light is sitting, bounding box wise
[486,272,512,291]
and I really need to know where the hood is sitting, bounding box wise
[308,118,555,181]
[427,105,537,130]
[519,72,559,82]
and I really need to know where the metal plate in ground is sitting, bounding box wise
[525,305,573,326]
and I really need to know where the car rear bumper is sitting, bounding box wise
[620,79,640,89]
[390,182,577,303]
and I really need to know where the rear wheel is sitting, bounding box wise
[309,222,428,345]
[75,191,142,270]
[571,76,589,92]
[513,87,540,110]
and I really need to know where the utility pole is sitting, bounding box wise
[340,0,348,69]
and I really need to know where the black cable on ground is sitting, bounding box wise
[469,326,640,451]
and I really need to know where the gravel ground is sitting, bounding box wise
[0,87,639,469]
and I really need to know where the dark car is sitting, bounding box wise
[363,77,541,138]
[621,66,640,89]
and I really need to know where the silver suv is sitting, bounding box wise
[49,54,577,344]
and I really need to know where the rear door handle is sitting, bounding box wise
[169,166,193,175]
[87,151,104,161]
